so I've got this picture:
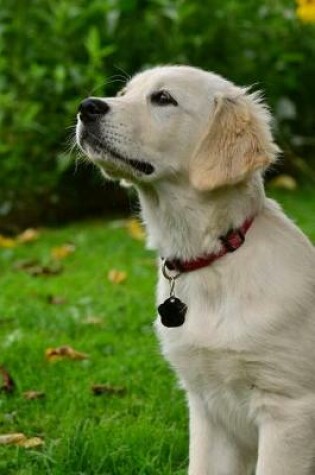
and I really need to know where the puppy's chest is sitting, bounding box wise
[167,343,254,396]
[157,268,259,422]
[157,290,252,390]
[164,343,257,442]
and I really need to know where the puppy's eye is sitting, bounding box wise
[150,90,178,106]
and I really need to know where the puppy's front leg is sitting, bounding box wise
[256,414,315,475]
[188,393,251,475]
[188,393,212,474]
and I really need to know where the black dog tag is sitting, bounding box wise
[158,296,187,327]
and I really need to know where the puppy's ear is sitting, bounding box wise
[190,89,280,191]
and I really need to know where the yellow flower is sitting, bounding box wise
[297,0,315,5]
[0,235,16,248]
[297,0,315,22]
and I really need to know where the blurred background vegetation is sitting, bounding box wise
[0,0,314,231]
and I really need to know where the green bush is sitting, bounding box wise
[1,0,314,226]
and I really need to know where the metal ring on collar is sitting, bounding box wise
[162,260,181,281]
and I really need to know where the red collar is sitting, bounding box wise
[164,217,254,273]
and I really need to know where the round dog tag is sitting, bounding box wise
[158,297,187,327]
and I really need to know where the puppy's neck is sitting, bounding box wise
[137,173,265,260]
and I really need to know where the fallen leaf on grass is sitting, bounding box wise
[126,218,145,241]
[13,259,39,270]
[51,243,76,260]
[17,436,44,448]
[108,269,127,284]
[83,316,104,326]
[0,229,40,248]
[91,384,127,396]
[0,366,15,394]
[0,433,25,445]
[17,228,40,243]
[23,391,45,400]
[0,433,44,448]
[269,174,297,190]
[26,262,63,277]
[45,346,89,362]
[14,259,63,276]
[0,235,16,248]
[46,294,67,305]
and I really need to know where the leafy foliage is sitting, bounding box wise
[0,0,314,224]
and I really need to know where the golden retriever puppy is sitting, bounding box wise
[76,66,315,475]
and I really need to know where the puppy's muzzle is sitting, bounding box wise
[77,96,155,177]
[78,98,110,123]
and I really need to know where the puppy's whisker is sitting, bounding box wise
[88,76,129,97]
[113,66,131,81]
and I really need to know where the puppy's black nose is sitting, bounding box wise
[78,98,110,122]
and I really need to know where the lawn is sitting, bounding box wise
[0,186,314,475]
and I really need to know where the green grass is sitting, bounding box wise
[0,186,314,475]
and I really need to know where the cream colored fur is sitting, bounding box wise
[76,65,315,475]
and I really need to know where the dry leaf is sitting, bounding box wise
[126,218,146,241]
[25,262,63,277]
[17,228,40,243]
[45,345,89,362]
[13,259,39,270]
[91,384,126,396]
[0,235,16,248]
[0,433,25,445]
[51,243,76,260]
[46,295,67,305]
[23,391,45,400]
[83,316,104,326]
[14,259,63,276]
[269,175,297,190]
[108,269,127,284]
[16,437,45,449]
[17,436,44,448]
[0,433,44,448]
[28,263,63,277]
[0,365,15,394]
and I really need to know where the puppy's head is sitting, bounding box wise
[76,66,279,189]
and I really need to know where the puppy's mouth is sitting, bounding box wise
[104,144,155,176]
[79,130,155,176]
